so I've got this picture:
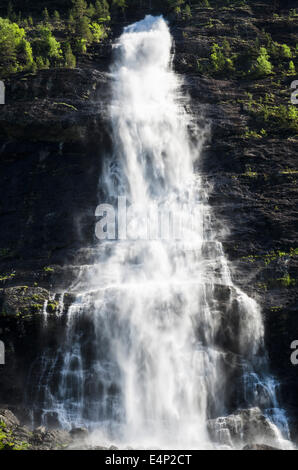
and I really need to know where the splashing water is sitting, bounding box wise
[26,16,291,450]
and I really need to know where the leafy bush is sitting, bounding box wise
[35,56,50,69]
[251,47,273,77]
[280,44,292,59]
[17,38,33,70]
[0,18,29,75]
[75,38,88,54]
[33,26,62,63]
[90,22,107,42]
[210,42,234,74]
[254,102,298,132]
[288,60,296,75]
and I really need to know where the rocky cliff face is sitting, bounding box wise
[0,1,297,444]
[172,2,298,436]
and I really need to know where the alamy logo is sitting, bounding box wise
[290,340,298,365]
[0,341,5,365]
[291,80,298,105]
[0,81,5,105]
[95,196,201,241]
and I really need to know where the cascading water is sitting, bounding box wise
[26,16,291,449]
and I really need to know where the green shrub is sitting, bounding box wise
[251,102,298,132]
[71,0,88,19]
[95,0,111,22]
[74,38,87,54]
[64,43,76,68]
[183,5,192,19]
[75,16,93,43]
[288,60,296,75]
[0,18,27,75]
[17,38,33,70]
[33,26,63,62]
[210,42,234,74]
[251,47,273,77]
[42,8,50,25]
[53,11,61,27]
[35,56,50,69]
[90,22,106,42]
[280,44,292,59]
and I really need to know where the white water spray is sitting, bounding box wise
[27,16,291,449]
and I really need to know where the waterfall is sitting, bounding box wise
[26,15,291,450]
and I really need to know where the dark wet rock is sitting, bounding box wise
[0,286,49,317]
[207,408,277,448]
[0,69,110,143]
[0,408,73,450]
[243,444,280,450]
[69,427,89,439]
[30,427,72,450]
[0,409,20,428]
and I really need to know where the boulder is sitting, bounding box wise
[0,286,49,317]
[243,444,279,450]
[69,427,89,439]
[207,407,277,448]
[0,408,20,429]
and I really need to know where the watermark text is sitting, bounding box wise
[0,81,5,105]
[0,340,5,365]
[291,80,298,105]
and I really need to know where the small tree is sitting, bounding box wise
[7,1,14,20]
[17,38,33,70]
[75,16,93,43]
[42,8,50,25]
[0,18,26,75]
[95,0,110,21]
[75,38,88,54]
[90,22,106,42]
[210,43,234,75]
[71,0,88,18]
[281,44,292,59]
[53,11,61,27]
[252,47,273,77]
[34,26,63,62]
[64,42,76,68]
[288,60,296,76]
[183,5,192,19]
[68,13,76,33]
[87,3,96,18]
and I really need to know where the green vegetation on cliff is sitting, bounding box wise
[1,1,297,77]
[0,0,111,76]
